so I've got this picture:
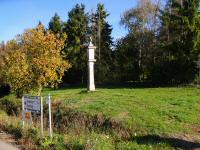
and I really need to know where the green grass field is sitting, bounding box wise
[43,87,200,134]
[1,86,200,149]
[42,86,200,149]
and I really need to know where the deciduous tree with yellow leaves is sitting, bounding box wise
[0,25,71,96]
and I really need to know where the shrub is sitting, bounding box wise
[26,127,39,144]
[40,135,65,150]
[66,141,85,150]
[5,124,23,139]
[0,97,21,116]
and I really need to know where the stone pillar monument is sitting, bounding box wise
[88,38,96,91]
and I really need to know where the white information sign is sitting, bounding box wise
[24,95,41,113]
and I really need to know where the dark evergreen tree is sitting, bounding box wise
[91,3,113,83]
[114,34,140,82]
[62,4,89,84]
[38,21,43,26]
[48,13,63,34]
[158,0,200,83]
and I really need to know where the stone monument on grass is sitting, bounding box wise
[87,37,96,91]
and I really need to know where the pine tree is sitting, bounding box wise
[49,13,63,34]
[162,0,200,59]
[63,4,89,84]
[91,3,113,83]
[160,0,200,83]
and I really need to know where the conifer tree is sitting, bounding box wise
[91,3,113,83]
[49,13,63,34]
[63,4,89,84]
[159,0,200,82]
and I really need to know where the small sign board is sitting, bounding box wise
[22,110,32,123]
[24,95,41,113]
[22,95,43,136]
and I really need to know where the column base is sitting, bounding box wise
[88,85,95,91]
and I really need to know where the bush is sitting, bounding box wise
[66,141,85,150]
[26,127,39,144]
[40,135,65,150]
[5,124,23,139]
[0,97,21,116]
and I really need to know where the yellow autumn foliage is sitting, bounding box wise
[0,47,31,95]
[0,25,71,96]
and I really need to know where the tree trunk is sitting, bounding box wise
[38,85,42,96]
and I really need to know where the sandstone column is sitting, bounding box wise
[88,38,96,91]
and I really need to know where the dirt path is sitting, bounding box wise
[0,131,21,150]
[0,141,19,150]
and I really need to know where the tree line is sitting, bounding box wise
[115,0,200,85]
[0,0,200,96]
[47,0,200,85]
[48,3,114,85]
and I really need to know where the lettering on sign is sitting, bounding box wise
[24,95,41,113]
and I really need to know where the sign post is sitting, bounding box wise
[22,96,25,127]
[47,94,53,139]
[41,96,44,137]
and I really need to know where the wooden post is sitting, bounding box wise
[22,96,24,127]
[48,94,53,139]
[41,96,44,137]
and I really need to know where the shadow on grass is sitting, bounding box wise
[129,135,200,150]
[96,82,191,89]
[50,82,195,92]
[78,90,88,94]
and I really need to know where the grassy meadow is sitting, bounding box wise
[1,86,200,149]
[43,86,200,149]
[43,87,200,134]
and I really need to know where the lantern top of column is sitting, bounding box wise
[89,37,96,49]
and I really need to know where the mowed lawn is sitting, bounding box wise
[43,86,200,137]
